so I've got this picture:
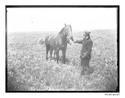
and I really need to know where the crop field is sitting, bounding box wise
[7,30,118,91]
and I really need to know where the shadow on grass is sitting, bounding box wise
[7,73,28,91]
[81,66,94,75]
[48,56,71,64]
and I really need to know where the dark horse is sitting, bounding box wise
[45,24,74,64]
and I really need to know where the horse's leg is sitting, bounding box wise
[46,45,49,60]
[53,50,56,59]
[50,48,53,60]
[54,50,56,59]
[62,48,66,64]
[56,49,59,63]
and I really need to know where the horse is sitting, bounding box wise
[45,24,74,63]
[51,38,71,59]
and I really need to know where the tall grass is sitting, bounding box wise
[7,30,118,91]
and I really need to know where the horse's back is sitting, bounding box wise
[45,33,57,48]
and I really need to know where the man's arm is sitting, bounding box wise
[74,39,83,44]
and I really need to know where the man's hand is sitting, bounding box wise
[73,40,78,43]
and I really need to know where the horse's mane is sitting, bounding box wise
[58,25,72,37]
[59,27,65,34]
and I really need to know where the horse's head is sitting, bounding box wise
[63,24,74,41]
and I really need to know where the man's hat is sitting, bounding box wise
[85,31,91,34]
[83,31,91,36]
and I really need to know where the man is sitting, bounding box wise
[74,31,93,75]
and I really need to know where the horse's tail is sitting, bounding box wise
[39,35,50,45]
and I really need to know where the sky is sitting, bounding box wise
[7,8,117,33]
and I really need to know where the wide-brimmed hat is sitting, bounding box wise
[83,31,91,36]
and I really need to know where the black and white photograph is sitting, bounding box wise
[6,6,119,92]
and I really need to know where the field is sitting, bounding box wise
[7,30,118,91]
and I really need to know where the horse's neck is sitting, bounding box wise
[57,33,67,44]
[62,35,68,45]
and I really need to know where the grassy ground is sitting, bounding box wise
[7,30,118,91]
